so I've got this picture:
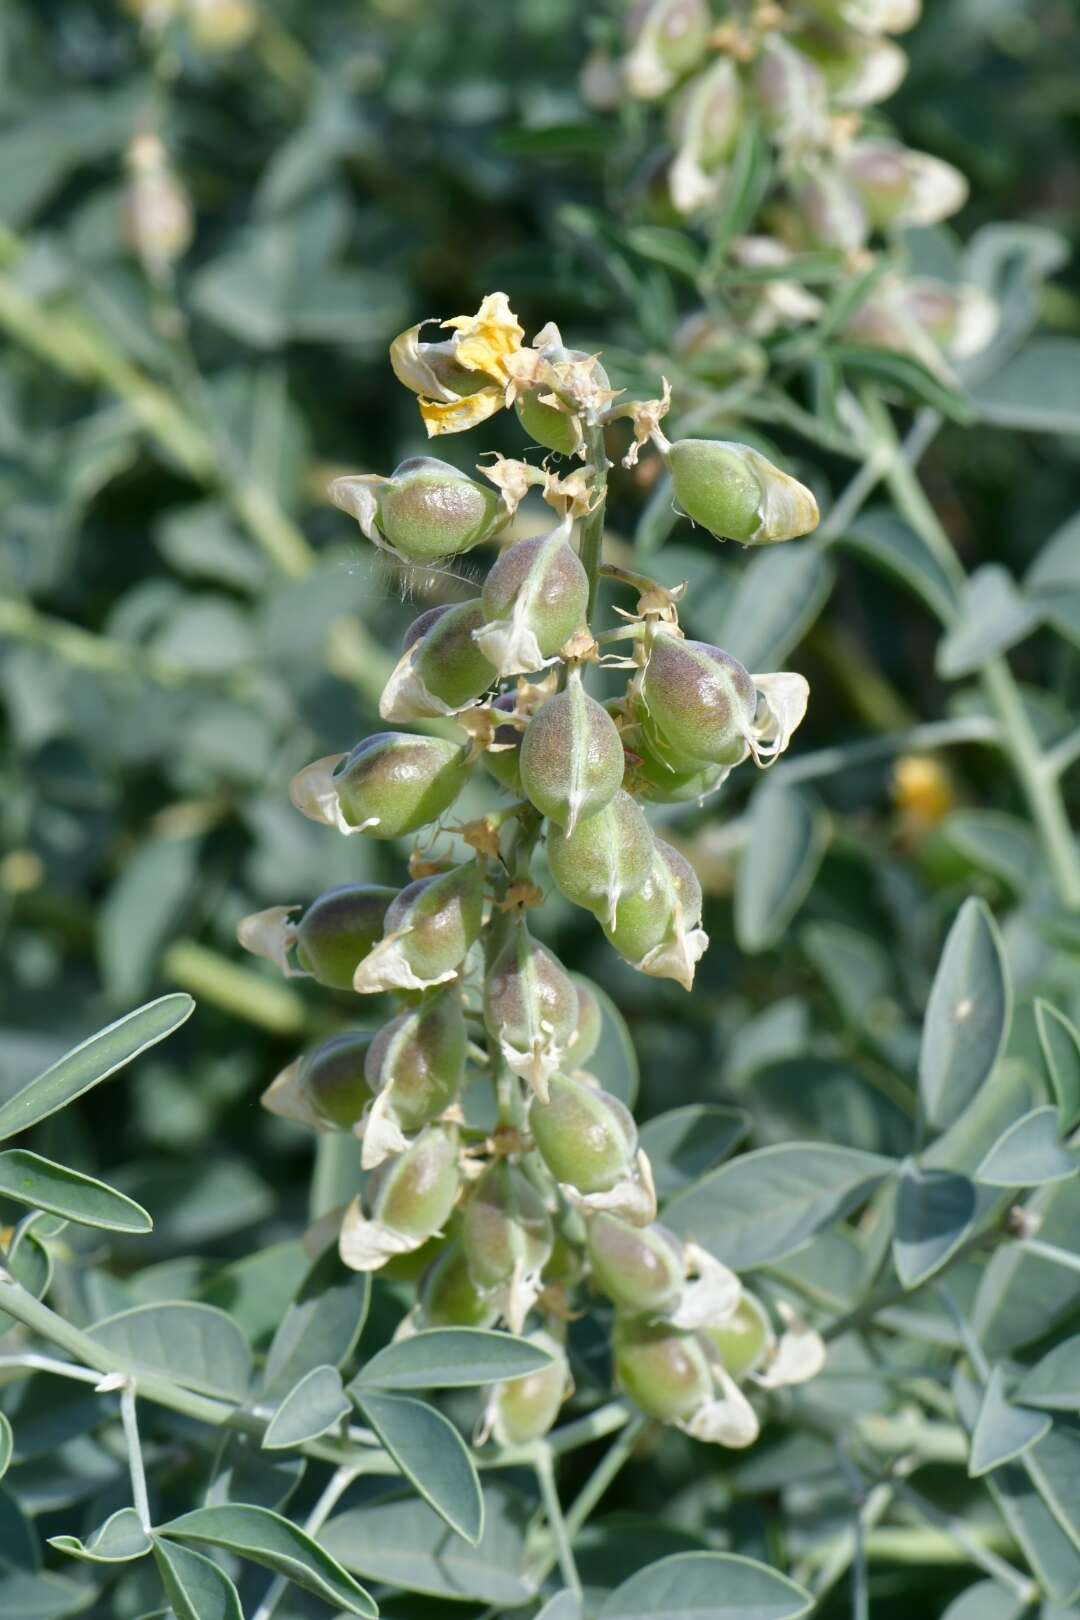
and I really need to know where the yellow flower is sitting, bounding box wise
[390,292,527,438]
[892,754,953,830]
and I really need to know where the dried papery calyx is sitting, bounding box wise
[513,326,611,456]
[565,975,603,1068]
[339,1122,461,1272]
[480,1329,569,1446]
[462,1162,553,1331]
[842,139,968,231]
[637,632,757,768]
[613,1316,712,1422]
[667,57,742,214]
[529,1073,637,1196]
[290,733,472,840]
[360,990,466,1167]
[790,161,869,253]
[587,1214,684,1314]
[236,883,397,988]
[415,1241,498,1330]
[546,789,654,928]
[519,667,624,832]
[483,920,580,1100]
[329,456,505,563]
[381,599,496,722]
[476,524,590,677]
[665,439,819,546]
[353,861,484,993]
[604,835,708,991]
[262,1032,373,1133]
[623,0,711,100]
[753,35,829,151]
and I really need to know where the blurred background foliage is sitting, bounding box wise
[1,3,1079,1611]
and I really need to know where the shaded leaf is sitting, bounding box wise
[354,1390,483,1544]
[893,1162,998,1289]
[973,1178,1080,1355]
[88,1302,252,1401]
[49,1507,152,1564]
[919,899,1011,1134]
[735,785,828,954]
[639,1105,751,1202]
[0,1413,11,1482]
[352,1329,554,1393]
[714,546,833,673]
[153,1537,243,1620]
[262,1245,370,1402]
[1016,1338,1080,1413]
[837,506,958,622]
[598,1551,812,1620]
[937,565,1040,678]
[972,338,1080,434]
[969,1366,1051,1477]
[941,811,1040,895]
[262,1365,350,1451]
[975,1107,1077,1187]
[1036,1001,1080,1129]
[1025,511,1080,649]
[0,1152,152,1233]
[0,1569,93,1620]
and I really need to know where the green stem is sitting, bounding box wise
[252,1463,364,1620]
[580,422,610,626]
[120,1382,153,1531]
[534,1447,582,1599]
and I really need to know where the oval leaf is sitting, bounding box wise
[937,565,1040,679]
[1036,1000,1080,1129]
[975,1107,1078,1188]
[0,1414,10,1482]
[88,1302,252,1401]
[262,1365,350,1451]
[598,1551,813,1620]
[736,785,828,955]
[49,1507,152,1565]
[893,1162,999,1289]
[0,1568,94,1620]
[639,1106,751,1203]
[262,1247,370,1402]
[0,1152,152,1234]
[0,995,194,1142]
[919,899,1011,1134]
[1016,1338,1080,1413]
[159,1503,376,1618]
[355,1390,483,1545]
[664,1144,895,1270]
[969,1366,1051,1478]
[153,1537,243,1620]
[352,1328,554,1393]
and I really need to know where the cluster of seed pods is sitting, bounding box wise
[240,294,825,1447]
[583,0,997,376]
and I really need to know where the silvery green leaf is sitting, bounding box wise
[969,1366,1051,1477]
[893,1161,1000,1289]
[973,1179,1080,1356]
[937,565,1040,679]
[639,1105,750,1202]
[351,1328,554,1393]
[837,506,958,622]
[714,546,833,672]
[261,1245,370,1402]
[975,1107,1078,1187]
[262,1365,350,1451]
[598,1551,812,1620]
[49,1507,152,1565]
[88,1302,252,1402]
[1036,1000,1080,1129]
[0,1152,151,1233]
[919,898,1011,1135]
[353,1390,483,1544]
[152,1538,242,1620]
[0,1567,93,1620]
[941,811,1041,895]
[973,337,1080,434]
[1025,511,1080,649]
[736,784,828,954]
[0,1414,10,1482]
[1016,1338,1080,1412]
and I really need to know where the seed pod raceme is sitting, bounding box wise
[339,1122,461,1272]
[529,1073,655,1223]
[359,990,467,1168]
[565,975,603,1068]
[587,1214,684,1314]
[520,666,624,832]
[380,599,496,722]
[236,882,397,987]
[623,0,711,101]
[462,1162,553,1330]
[262,1032,373,1133]
[483,919,580,1100]
[479,1329,570,1447]
[475,521,589,677]
[353,861,485,993]
[290,733,472,840]
[546,789,654,928]
[329,456,505,564]
[604,835,709,991]
[665,439,819,545]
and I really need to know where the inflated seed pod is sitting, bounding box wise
[417,1241,498,1329]
[514,333,611,456]
[486,1330,569,1446]
[529,1073,637,1195]
[520,669,624,832]
[753,35,829,150]
[291,884,397,989]
[667,57,742,214]
[483,921,580,1098]
[354,862,484,993]
[790,161,869,253]
[613,1316,712,1422]
[463,1162,553,1300]
[364,991,466,1132]
[604,836,708,991]
[798,25,907,108]
[483,692,525,794]
[702,1291,772,1381]
[842,139,968,231]
[623,0,711,100]
[339,1123,461,1271]
[546,790,654,927]
[291,733,472,840]
[329,456,505,564]
[665,439,819,546]
[261,1032,374,1132]
[475,527,589,676]
[638,633,757,768]
[587,1215,684,1315]
[565,975,604,1068]
[382,599,496,721]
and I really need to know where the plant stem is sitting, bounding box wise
[120,1382,153,1532]
[1016,1236,1080,1276]
[564,1411,646,1541]
[534,1447,582,1599]
[580,422,610,625]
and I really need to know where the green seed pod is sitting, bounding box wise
[546,790,654,928]
[291,733,472,840]
[613,1316,712,1422]
[487,1330,569,1445]
[417,1241,498,1329]
[666,440,819,546]
[702,1291,772,1381]
[382,599,496,721]
[638,633,757,768]
[753,35,829,149]
[329,456,505,564]
[842,139,968,231]
[340,1123,461,1271]
[604,836,707,991]
[565,975,603,1068]
[476,527,589,676]
[514,333,611,456]
[667,57,742,213]
[365,991,466,1133]
[483,693,525,794]
[292,884,398,989]
[529,1073,637,1195]
[520,669,624,832]
[354,862,485,993]
[463,1162,553,1302]
[587,1215,684,1314]
[623,0,711,99]
[483,921,580,1099]
[624,733,727,805]
[262,1032,375,1133]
